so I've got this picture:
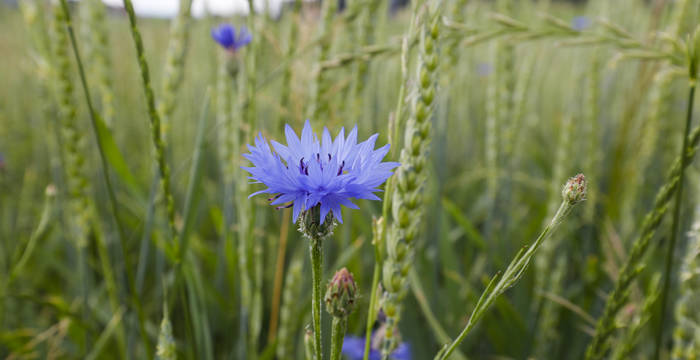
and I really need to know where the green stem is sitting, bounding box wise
[440,200,575,360]
[305,329,315,360]
[57,0,151,356]
[330,317,347,360]
[362,262,380,360]
[78,242,89,353]
[654,82,696,359]
[310,237,324,360]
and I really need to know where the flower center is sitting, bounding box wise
[297,154,346,176]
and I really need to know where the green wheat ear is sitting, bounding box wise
[612,275,661,360]
[309,0,338,120]
[80,0,115,128]
[121,0,178,255]
[381,3,441,357]
[156,302,176,360]
[158,0,193,140]
[276,256,304,359]
[51,2,127,357]
[51,3,93,351]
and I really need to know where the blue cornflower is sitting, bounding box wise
[476,62,493,77]
[341,334,411,360]
[211,23,252,51]
[243,120,399,224]
[572,16,591,31]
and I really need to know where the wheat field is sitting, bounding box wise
[1,0,700,359]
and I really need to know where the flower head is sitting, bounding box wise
[211,23,252,52]
[243,120,399,224]
[476,62,493,77]
[572,16,591,31]
[325,268,358,318]
[341,333,411,360]
[562,173,587,204]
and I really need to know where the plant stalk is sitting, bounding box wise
[440,199,577,360]
[310,236,324,360]
[362,262,380,360]
[330,317,347,360]
[654,81,696,359]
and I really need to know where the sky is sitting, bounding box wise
[100,0,295,18]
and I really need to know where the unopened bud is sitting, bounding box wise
[325,268,358,318]
[45,184,57,197]
[299,204,336,240]
[155,312,176,360]
[562,173,587,204]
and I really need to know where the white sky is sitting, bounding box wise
[100,0,295,18]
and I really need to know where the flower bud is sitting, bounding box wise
[325,268,358,318]
[562,173,587,204]
[156,311,176,360]
[299,204,337,240]
[45,184,57,197]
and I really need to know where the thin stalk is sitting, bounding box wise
[330,317,347,360]
[57,0,151,355]
[78,241,89,352]
[363,217,385,360]
[654,82,696,359]
[310,237,324,360]
[439,191,582,360]
[362,262,380,360]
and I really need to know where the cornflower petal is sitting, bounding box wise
[212,23,252,51]
[242,121,398,223]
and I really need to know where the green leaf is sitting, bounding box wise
[442,197,486,250]
[94,113,140,193]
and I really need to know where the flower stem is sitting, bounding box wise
[439,198,578,360]
[362,262,380,360]
[310,236,324,360]
[654,81,696,359]
[330,317,347,360]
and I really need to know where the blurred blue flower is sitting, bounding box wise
[211,23,252,51]
[572,16,591,31]
[242,120,399,224]
[477,62,493,77]
[341,334,411,360]
[0,152,5,170]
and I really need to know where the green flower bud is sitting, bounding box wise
[156,312,176,360]
[299,204,337,240]
[562,173,587,204]
[325,268,358,318]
